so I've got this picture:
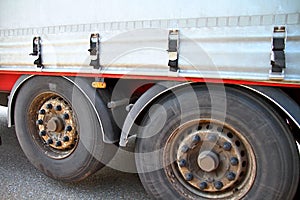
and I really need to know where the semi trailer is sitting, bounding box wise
[0,0,299,199]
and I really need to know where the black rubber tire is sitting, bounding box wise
[14,76,111,182]
[135,84,299,200]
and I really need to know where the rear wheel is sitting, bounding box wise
[14,76,111,182]
[135,85,299,199]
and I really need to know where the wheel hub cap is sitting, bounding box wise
[164,119,256,199]
[47,117,64,132]
[198,151,219,172]
[36,97,78,155]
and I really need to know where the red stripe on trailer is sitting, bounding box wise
[0,70,299,90]
[0,74,21,92]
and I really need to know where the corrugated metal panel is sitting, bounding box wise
[0,1,299,84]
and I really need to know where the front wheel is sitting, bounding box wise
[14,76,112,182]
[135,85,299,199]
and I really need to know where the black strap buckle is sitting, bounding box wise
[88,33,101,69]
[29,36,43,68]
[168,30,179,72]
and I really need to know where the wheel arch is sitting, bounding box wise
[241,86,300,125]
[8,75,33,128]
[119,82,300,146]
[241,85,300,142]
[119,81,190,146]
[8,75,118,144]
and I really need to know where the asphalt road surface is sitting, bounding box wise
[0,106,151,200]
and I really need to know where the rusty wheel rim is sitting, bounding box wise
[28,92,79,159]
[163,119,256,199]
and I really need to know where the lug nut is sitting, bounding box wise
[36,119,43,125]
[63,113,69,120]
[65,126,72,132]
[227,172,236,181]
[39,130,46,137]
[199,182,208,190]
[230,157,239,166]
[46,104,53,109]
[39,109,46,115]
[55,105,62,111]
[47,138,53,145]
[192,134,201,143]
[185,173,193,181]
[55,141,62,147]
[181,145,189,153]
[178,159,187,167]
[223,142,232,151]
[207,134,217,143]
[63,136,69,142]
[214,181,223,190]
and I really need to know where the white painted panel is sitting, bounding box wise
[0,1,299,83]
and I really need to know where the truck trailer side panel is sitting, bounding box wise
[0,1,299,200]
